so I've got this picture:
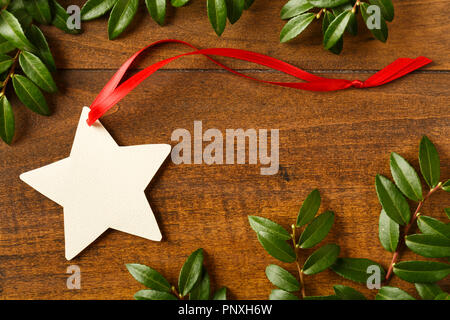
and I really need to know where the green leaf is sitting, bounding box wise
[8,0,24,11]
[390,152,423,201]
[225,0,244,24]
[417,216,450,239]
[178,248,204,297]
[332,3,356,35]
[189,268,210,300]
[0,35,16,54]
[145,0,166,26]
[375,286,415,300]
[375,174,411,225]
[369,0,394,22]
[0,54,12,74]
[323,11,352,50]
[445,208,450,219]
[302,243,340,275]
[12,74,50,116]
[331,258,386,283]
[213,287,227,300]
[0,95,14,145]
[298,211,334,249]
[269,289,299,300]
[303,295,339,300]
[125,263,171,292]
[51,0,82,34]
[257,231,296,263]
[207,0,227,36]
[307,0,351,8]
[280,0,314,20]
[108,0,139,40]
[19,51,57,93]
[405,234,450,258]
[360,2,388,42]
[322,11,343,54]
[393,261,450,283]
[435,292,450,300]
[171,0,190,7]
[419,136,440,188]
[265,264,300,292]
[26,25,56,72]
[25,0,52,25]
[296,189,321,227]
[280,12,315,43]
[81,0,118,21]
[243,0,254,10]
[0,10,36,52]
[346,11,357,36]
[12,9,33,28]
[333,285,366,300]
[443,180,450,192]
[322,10,332,34]
[415,283,443,300]
[134,289,177,300]
[248,215,291,240]
[378,209,399,252]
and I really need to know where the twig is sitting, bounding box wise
[292,225,306,298]
[1,50,21,97]
[384,182,443,283]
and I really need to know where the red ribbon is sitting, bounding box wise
[88,39,432,126]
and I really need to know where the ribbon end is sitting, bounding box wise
[86,106,97,126]
[417,56,433,65]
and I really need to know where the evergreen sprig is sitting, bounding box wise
[251,136,449,300]
[280,0,394,54]
[372,135,450,297]
[249,190,352,299]
[0,0,79,145]
[80,0,255,39]
[127,248,228,300]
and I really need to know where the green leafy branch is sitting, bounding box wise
[372,135,450,297]
[126,248,228,300]
[248,190,355,300]
[280,0,394,54]
[0,0,80,145]
[250,135,449,300]
[331,136,450,299]
[80,0,255,39]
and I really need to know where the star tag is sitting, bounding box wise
[20,107,171,260]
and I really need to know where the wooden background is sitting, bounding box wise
[0,0,449,300]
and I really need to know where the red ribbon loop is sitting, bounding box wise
[88,39,432,126]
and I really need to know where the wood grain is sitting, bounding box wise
[0,0,449,300]
[0,70,449,299]
[47,0,450,71]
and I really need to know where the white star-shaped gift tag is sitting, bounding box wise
[20,107,171,260]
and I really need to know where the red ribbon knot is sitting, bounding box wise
[351,80,365,88]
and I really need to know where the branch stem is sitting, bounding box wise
[171,285,182,300]
[292,225,306,298]
[384,182,443,283]
[1,50,21,97]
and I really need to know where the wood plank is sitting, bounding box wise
[42,0,450,71]
[0,70,448,299]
